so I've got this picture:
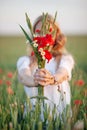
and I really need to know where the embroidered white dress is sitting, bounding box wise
[17,54,74,113]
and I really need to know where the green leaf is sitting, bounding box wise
[41,13,48,35]
[25,13,33,36]
[53,11,57,24]
[19,25,32,45]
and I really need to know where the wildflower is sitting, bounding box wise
[74,100,83,105]
[33,34,54,48]
[41,50,45,56]
[6,80,11,86]
[38,48,43,52]
[75,79,85,86]
[44,50,52,63]
[33,42,38,47]
[7,72,13,78]
[0,68,3,74]
[7,86,14,95]
[0,79,3,85]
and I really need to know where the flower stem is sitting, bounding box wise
[38,59,45,97]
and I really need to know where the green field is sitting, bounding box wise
[0,35,87,129]
[0,35,87,72]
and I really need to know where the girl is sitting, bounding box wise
[17,14,74,114]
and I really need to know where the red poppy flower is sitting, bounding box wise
[0,79,3,85]
[7,72,13,78]
[44,50,52,63]
[75,79,85,86]
[33,36,46,48]
[7,86,14,95]
[0,68,3,74]
[45,34,54,45]
[33,34,54,48]
[74,100,82,105]
[6,80,11,86]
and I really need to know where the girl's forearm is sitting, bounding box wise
[18,69,37,87]
[53,67,68,84]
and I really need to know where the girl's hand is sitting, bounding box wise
[34,69,54,86]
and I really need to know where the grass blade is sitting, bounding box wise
[25,13,33,36]
[19,25,32,45]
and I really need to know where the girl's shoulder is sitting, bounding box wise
[59,53,75,72]
[61,53,74,64]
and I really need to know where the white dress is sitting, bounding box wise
[17,54,74,114]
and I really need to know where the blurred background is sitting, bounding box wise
[0,0,87,72]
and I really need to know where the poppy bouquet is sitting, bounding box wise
[20,12,57,96]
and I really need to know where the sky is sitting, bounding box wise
[0,0,87,35]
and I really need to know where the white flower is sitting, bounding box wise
[41,51,45,56]
[33,42,38,47]
[39,48,43,52]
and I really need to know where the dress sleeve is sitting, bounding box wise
[17,56,33,86]
[17,56,30,74]
[59,54,74,80]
